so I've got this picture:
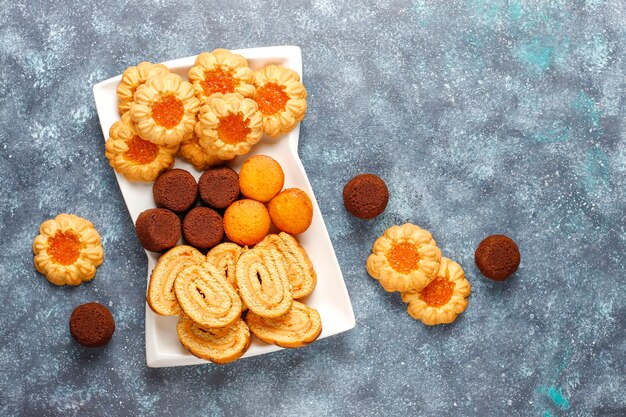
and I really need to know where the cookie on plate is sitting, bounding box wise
[256,233,316,299]
[236,248,293,318]
[198,167,240,210]
[246,301,321,348]
[178,133,227,171]
[152,169,198,213]
[177,316,251,364]
[147,245,205,316]
[33,214,104,286]
[116,61,169,115]
[134,208,181,252]
[174,263,242,328]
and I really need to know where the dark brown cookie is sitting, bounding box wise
[343,174,389,219]
[135,208,181,252]
[475,235,520,281]
[69,302,115,347]
[182,207,224,250]
[153,169,198,213]
[198,167,240,209]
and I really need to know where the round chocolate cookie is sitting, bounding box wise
[198,167,240,209]
[343,174,389,219]
[69,302,115,347]
[183,207,224,250]
[135,208,181,252]
[153,169,198,213]
[475,234,521,281]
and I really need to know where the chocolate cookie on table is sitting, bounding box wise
[69,303,115,347]
[153,169,198,213]
[182,207,224,250]
[135,208,181,252]
[475,235,520,281]
[343,173,389,219]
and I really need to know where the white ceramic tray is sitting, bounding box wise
[93,46,355,367]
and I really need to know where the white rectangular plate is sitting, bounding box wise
[93,46,355,367]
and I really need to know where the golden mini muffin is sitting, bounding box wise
[116,61,169,115]
[253,65,307,137]
[223,199,271,246]
[178,133,227,171]
[195,93,263,160]
[33,214,104,286]
[268,188,313,235]
[239,155,284,202]
[130,72,200,147]
[187,49,256,103]
[105,112,178,182]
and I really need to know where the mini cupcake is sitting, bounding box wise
[187,49,256,103]
[195,93,263,160]
[130,73,199,147]
[116,61,170,115]
[252,65,307,137]
[105,113,178,182]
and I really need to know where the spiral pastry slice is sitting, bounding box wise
[177,316,251,364]
[246,301,322,348]
[174,263,242,328]
[206,242,243,289]
[235,248,293,318]
[147,245,205,316]
[256,233,316,299]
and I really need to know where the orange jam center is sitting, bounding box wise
[152,95,184,128]
[201,68,236,96]
[124,135,159,164]
[254,82,289,115]
[217,113,250,144]
[420,276,455,307]
[386,242,420,274]
[47,231,81,266]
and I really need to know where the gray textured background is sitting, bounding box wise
[0,1,625,416]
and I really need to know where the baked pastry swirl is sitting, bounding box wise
[252,65,307,137]
[401,257,471,325]
[116,61,169,115]
[105,112,178,182]
[195,93,263,160]
[246,301,322,348]
[205,242,243,290]
[147,245,205,316]
[177,316,251,364]
[366,223,441,292]
[33,214,104,286]
[235,248,293,318]
[130,72,199,147]
[187,49,256,103]
[174,263,242,329]
[178,133,227,171]
[256,233,316,299]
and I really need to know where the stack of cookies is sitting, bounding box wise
[366,223,472,326]
[147,232,321,363]
[105,49,307,182]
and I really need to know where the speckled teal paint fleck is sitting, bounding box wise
[467,0,501,23]
[543,411,554,417]
[571,91,601,129]
[532,126,570,143]
[547,386,570,410]
[517,38,553,72]
[584,144,610,192]
[508,0,522,20]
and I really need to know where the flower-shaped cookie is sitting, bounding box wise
[116,61,170,115]
[130,72,199,147]
[187,49,256,103]
[253,65,307,137]
[178,133,228,171]
[33,214,104,286]
[105,112,178,182]
[366,223,441,292]
[195,93,263,160]
[401,257,471,325]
